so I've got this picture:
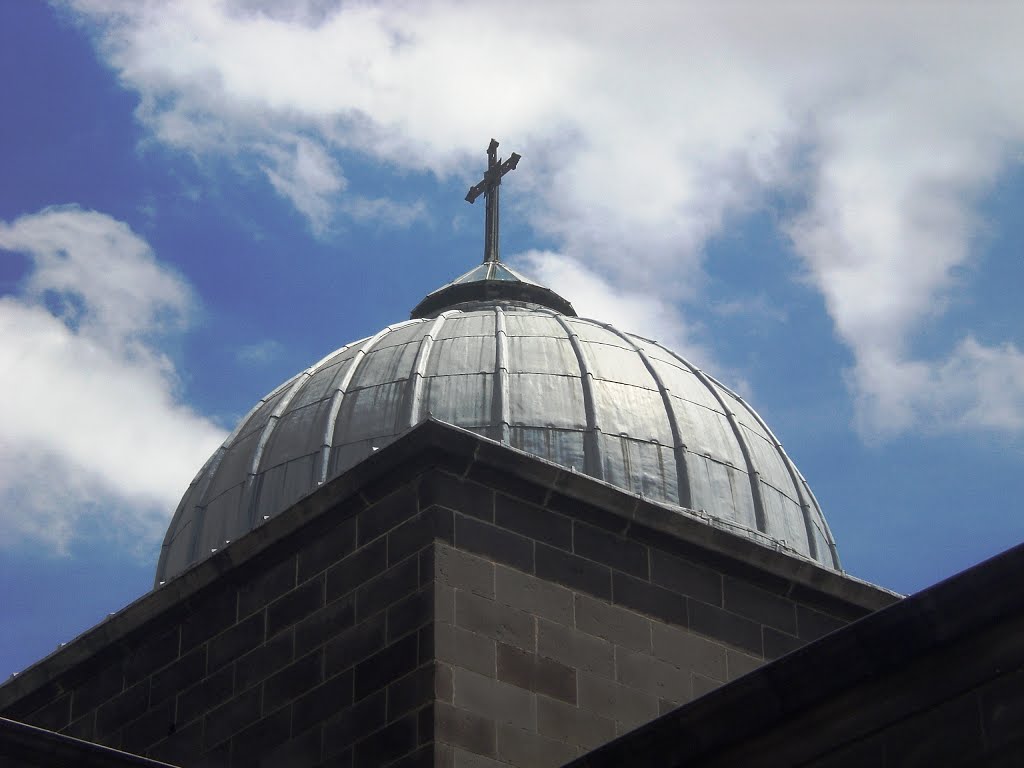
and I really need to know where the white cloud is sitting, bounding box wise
[517,249,712,365]
[340,196,427,228]
[259,136,345,234]
[236,339,284,366]
[0,206,226,554]
[65,0,1024,437]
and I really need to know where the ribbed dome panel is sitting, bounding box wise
[157,306,840,583]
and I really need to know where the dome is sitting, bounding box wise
[156,260,840,583]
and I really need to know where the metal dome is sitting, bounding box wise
[156,266,840,583]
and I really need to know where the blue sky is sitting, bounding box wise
[2,1,1023,679]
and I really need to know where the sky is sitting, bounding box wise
[1,0,1023,679]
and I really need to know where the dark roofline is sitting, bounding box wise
[0,419,895,714]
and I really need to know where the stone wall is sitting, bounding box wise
[564,542,1024,768]
[5,482,447,767]
[0,423,894,768]
[420,469,877,767]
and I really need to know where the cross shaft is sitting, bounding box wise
[466,138,520,264]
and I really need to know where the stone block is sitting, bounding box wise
[295,593,356,657]
[649,549,722,607]
[537,619,614,679]
[536,694,616,750]
[293,668,354,726]
[123,626,180,686]
[454,514,534,573]
[574,594,651,653]
[436,623,496,678]
[436,544,495,598]
[389,507,454,566]
[326,537,387,602]
[148,720,203,765]
[651,623,727,681]
[354,633,419,700]
[496,643,576,705]
[258,724,323,768]
[725,649,763,681]
[437,662,454,703]
[573,522,648,578]
[466,462,549,507]
[455,591,535,652]
[128,723,179,763]
[435,582,455,625]
[401,742,435,768]
[96,680,148,737]
[71,663,124,721]
[797,604,847,641]
[27,693,69,732]
[724,576,797,635]
[63,711,95,743]
[355,554,419,622]
[181,588,239,651]
[418,624,434,666]
[546,488,629,535]
[689,599,763,656]
[238,555,296,619]
[789,582,872,622]
[267,574,324,637]
[236,628,294,692]
[420,471,495,522]
[496,723,579,768]
[495,564,573,626]
[358,485,419,545]
[353,711,419,766]
[452,666,536,732]
[659,697,683,715]
[614,646,690,702]
[263,648,323,714]
[388,664,434,720]
[208,612,264,673]
[692,673,721,699]
[764,627,803,660]
[389,585,434,643]
[324,612,386,678]
[612,571,687,627]
[230,704,292,765]
[297,515,358,583]
[449,746,507,768]
[495,494,572,551]
[203,686,262,750]
[151,645,206,705]
[577,672,659,730]
[176,665,234,725]
[436,701,497,757]
[536,545,611,600]
[322,689,386,757]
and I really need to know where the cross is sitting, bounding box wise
[465,138,521,264]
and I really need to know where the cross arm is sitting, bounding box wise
[465,152,522,204]
[465,180,488,204]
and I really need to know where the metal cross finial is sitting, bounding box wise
[465,138,521,264]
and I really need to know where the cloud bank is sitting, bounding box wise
[64,0,1024,437]
[0,207,226,553]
